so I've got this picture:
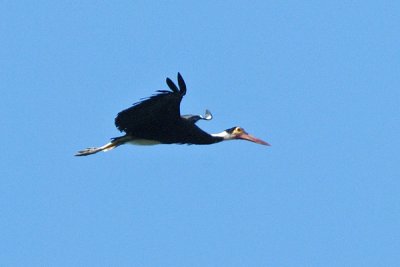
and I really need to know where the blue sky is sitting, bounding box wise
[1,1,399,266]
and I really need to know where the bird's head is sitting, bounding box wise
[219,126,270,145]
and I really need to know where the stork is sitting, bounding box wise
[75,73,270,156]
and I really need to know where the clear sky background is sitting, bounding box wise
[1,1,399,266]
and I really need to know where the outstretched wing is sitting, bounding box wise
[115,73,187,136]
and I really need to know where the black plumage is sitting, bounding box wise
[115,73,220,145]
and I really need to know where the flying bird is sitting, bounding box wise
[75,73,270,156]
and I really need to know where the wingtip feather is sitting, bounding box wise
[177,72,186,96]
[166,77,179,93]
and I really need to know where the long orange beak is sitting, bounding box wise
[238,133,271,146]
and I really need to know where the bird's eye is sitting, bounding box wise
[236,128,242,133]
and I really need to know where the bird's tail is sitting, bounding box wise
[75,136,130,156]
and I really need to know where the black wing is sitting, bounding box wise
[115,73,187,138]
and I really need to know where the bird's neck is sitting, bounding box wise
[210,131,229,143]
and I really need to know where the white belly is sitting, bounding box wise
[128,139,161,146]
